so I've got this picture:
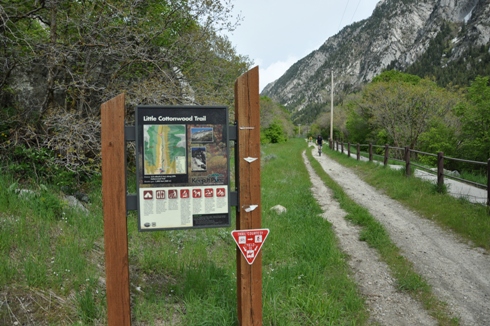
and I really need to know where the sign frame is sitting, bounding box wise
[135,105,231,231]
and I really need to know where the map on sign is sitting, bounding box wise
[144,124,186,175]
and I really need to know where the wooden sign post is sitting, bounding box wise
[101,93,131,325]
[234,66,262,325]
[100,67,261,325]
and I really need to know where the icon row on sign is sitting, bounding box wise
[143,188,226,200]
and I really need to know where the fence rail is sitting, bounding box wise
[329,140,490,206]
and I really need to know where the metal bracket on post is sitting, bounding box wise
[125,125,136,142]
[126,194,137,211]
[229,124,237,141]
[230,191,238,207]
[124,125,137,212]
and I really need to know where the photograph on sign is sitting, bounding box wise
[136,106,230,231]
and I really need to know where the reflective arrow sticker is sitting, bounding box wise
[240,126,255,130]
[244,157,258,163]
[243,205,258,212]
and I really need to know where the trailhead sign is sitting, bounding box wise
[135,106,230,231]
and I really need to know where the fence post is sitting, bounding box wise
[405,147,411,176]
[487,159,490,207]
[437,152,444,190]
[369,143,373,162]
[347,142,351,157]
[357,144,360,161]
[384,144,389,166]
[341,141,344,154]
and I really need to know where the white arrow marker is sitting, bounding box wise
[244,157,258,163]
[244,205,258,212]
[240,126,255,130]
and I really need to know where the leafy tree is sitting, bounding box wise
[0,0,250,182]
[454,76,490,162]
[260,96,294,138]
[417,118,460,166]
[353,71,460,148]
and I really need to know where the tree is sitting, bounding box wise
[454,76,490,161]
[260,96,294,138]
[0,0,250,180]
[353,71,460,148]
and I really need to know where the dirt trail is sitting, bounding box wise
[304,146,490,325]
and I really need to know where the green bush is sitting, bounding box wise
[262,120,287,144]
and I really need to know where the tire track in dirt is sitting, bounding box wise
[308,147,490,326]
[303,151,436,326]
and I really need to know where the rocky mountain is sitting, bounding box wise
[262,0,490,122]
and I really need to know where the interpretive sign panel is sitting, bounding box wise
[135,106,230,231]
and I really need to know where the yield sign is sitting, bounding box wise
[231,229,269,265]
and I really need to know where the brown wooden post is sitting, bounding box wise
[384,144,389,166]
[101,93,131,326]
[341,141,343,154]
[405,147,411,176]
[369,143,373,162]
[437,152,444,189]
[235,66,262,326]
[347,142,351,157]
[357,143,360,161]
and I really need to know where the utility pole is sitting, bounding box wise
[330,70,334,142]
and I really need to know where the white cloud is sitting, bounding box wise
[258,56,299,92]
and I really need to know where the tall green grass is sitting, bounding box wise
[0,174,105,324]
[260,140,367,325]
[0,139,369,325]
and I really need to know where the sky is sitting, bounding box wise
[224,0,381,92]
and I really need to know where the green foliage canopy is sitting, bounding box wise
[454,76,490,161]
[347,71,460,149]
[0,0,251,183]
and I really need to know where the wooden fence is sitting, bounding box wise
[329,140,490,206]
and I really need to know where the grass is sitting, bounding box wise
[2,137,487,324]
[325,146,490,251]
[306,145,459,325]
[0,139,369,325]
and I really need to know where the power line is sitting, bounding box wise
[337,0,351,32]
[350,0,362,23]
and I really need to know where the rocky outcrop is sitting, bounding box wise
[262,0,490,114]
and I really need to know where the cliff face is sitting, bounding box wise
[262,0,490,115]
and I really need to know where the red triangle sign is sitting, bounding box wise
[231,229,270,265]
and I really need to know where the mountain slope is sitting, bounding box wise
[262,0,490,120]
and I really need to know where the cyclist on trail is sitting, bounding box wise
[316,135,323,147]
[316,135,323,156]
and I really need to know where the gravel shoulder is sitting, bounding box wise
[304,146,490,326]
